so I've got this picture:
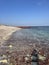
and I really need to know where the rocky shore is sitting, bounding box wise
[0,25,49,65]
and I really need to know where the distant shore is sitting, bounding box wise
[17,26,33,29]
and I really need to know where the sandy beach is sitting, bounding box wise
[0,25,21,43]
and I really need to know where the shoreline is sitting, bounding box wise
[0,25,22,41]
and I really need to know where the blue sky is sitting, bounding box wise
[0,0,49,26]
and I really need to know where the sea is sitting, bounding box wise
[12,26,49,45]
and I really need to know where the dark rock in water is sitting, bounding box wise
[31,49,39,65]
[31,62,39,65]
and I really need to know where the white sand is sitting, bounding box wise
[0,25,21,41]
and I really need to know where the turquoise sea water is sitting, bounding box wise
[12,26,49,45]
[4,26,49,47]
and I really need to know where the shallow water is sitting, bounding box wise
[11,26,49,45]
[0,26,49,65]
[2,26,49,54]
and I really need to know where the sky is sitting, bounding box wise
[0,0,49,26]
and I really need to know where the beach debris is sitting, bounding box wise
[0,59,8,63]
[24,54,31,63]
[25,57,29,61]
[26,54,30,57]
[2,55,7,58]
[25,54,30,61]
[38,54,46,61]
[9,45,13,48]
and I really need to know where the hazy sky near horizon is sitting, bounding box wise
[0,0,49,26]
